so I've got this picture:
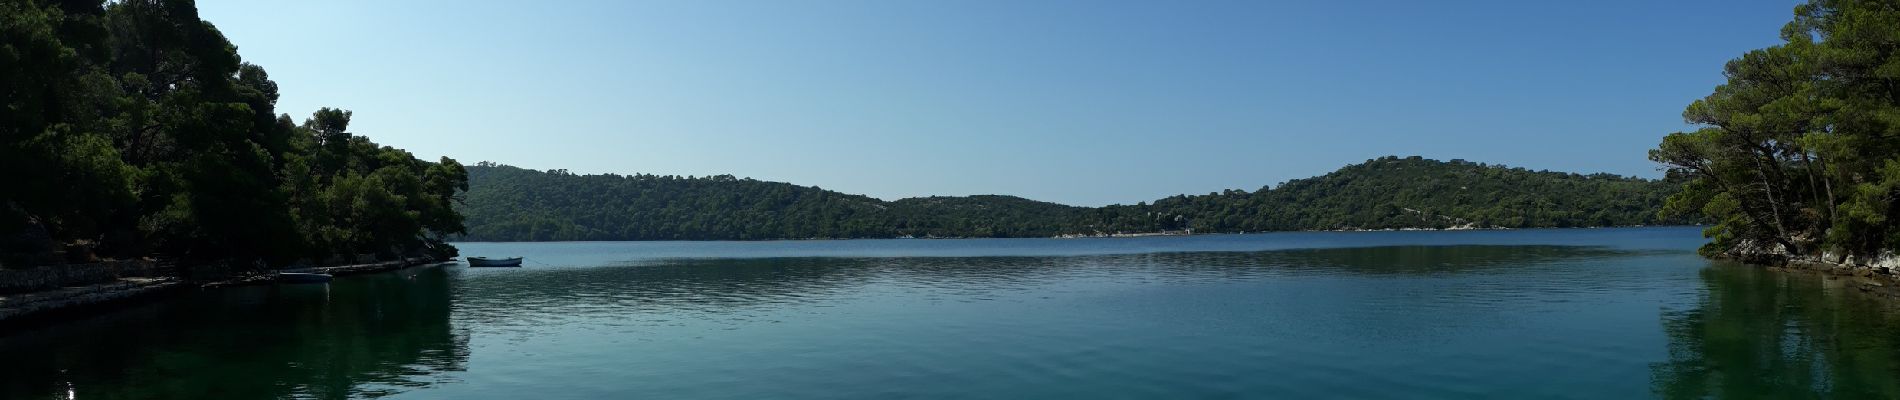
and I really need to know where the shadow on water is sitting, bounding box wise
[0,266,466,400]
[1652,262,1900,399]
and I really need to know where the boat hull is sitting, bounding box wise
[467,257,523,267]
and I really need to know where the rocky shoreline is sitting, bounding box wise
[0,277,183,327]
[1,257,452,327]
[197,257,449,289]
[1720,244,1900,300]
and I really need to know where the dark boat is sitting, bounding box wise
[467,256,524,267]
[277,272,334,283]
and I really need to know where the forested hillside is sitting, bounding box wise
[458,164,1088,240]
[458,156,1687,241]
[1090,156,1687,233]
[2,0,467,268]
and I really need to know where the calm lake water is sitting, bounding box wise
[4,227,1900,399]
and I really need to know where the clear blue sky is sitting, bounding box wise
[199,0,1797,206]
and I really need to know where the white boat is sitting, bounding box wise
[467,256,524,267]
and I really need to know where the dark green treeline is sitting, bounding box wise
[458,156,1687,241]
[0,267,466,399]
[1649,0,1900,261]
[1,0,467,268]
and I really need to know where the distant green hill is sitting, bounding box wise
[457,164,1089,240]
[1090,156,1688,233]
[456,156,1687,241]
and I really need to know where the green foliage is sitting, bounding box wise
[1,0,466,268]
[457,157,1684,241]
[456,164,1089,241]
[1651,0,1900,261]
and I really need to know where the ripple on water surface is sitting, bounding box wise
[6,228,1900,399]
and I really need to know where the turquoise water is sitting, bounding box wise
[4,227,1900,399]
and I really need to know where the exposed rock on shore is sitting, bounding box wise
[1,257,448,325]
[0,277,181,325]
[1722,242,1900,300]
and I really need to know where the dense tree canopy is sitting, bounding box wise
[458,164,1090,240]
[1650,0,1900,260]
[1087,156,1687,233]
[1,0,467,268]
[458,157,1685,241]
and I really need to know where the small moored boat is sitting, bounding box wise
[467,256,524,267]
[278,272,334,283]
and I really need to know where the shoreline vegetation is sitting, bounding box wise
[1647,0,1900,286]
[2,1,471,325]
[0,1,471,269]
[3,1,470,269]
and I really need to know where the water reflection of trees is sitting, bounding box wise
[0,245,1675,399]
[1652,263,1900,399]
[0,266,466,399]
